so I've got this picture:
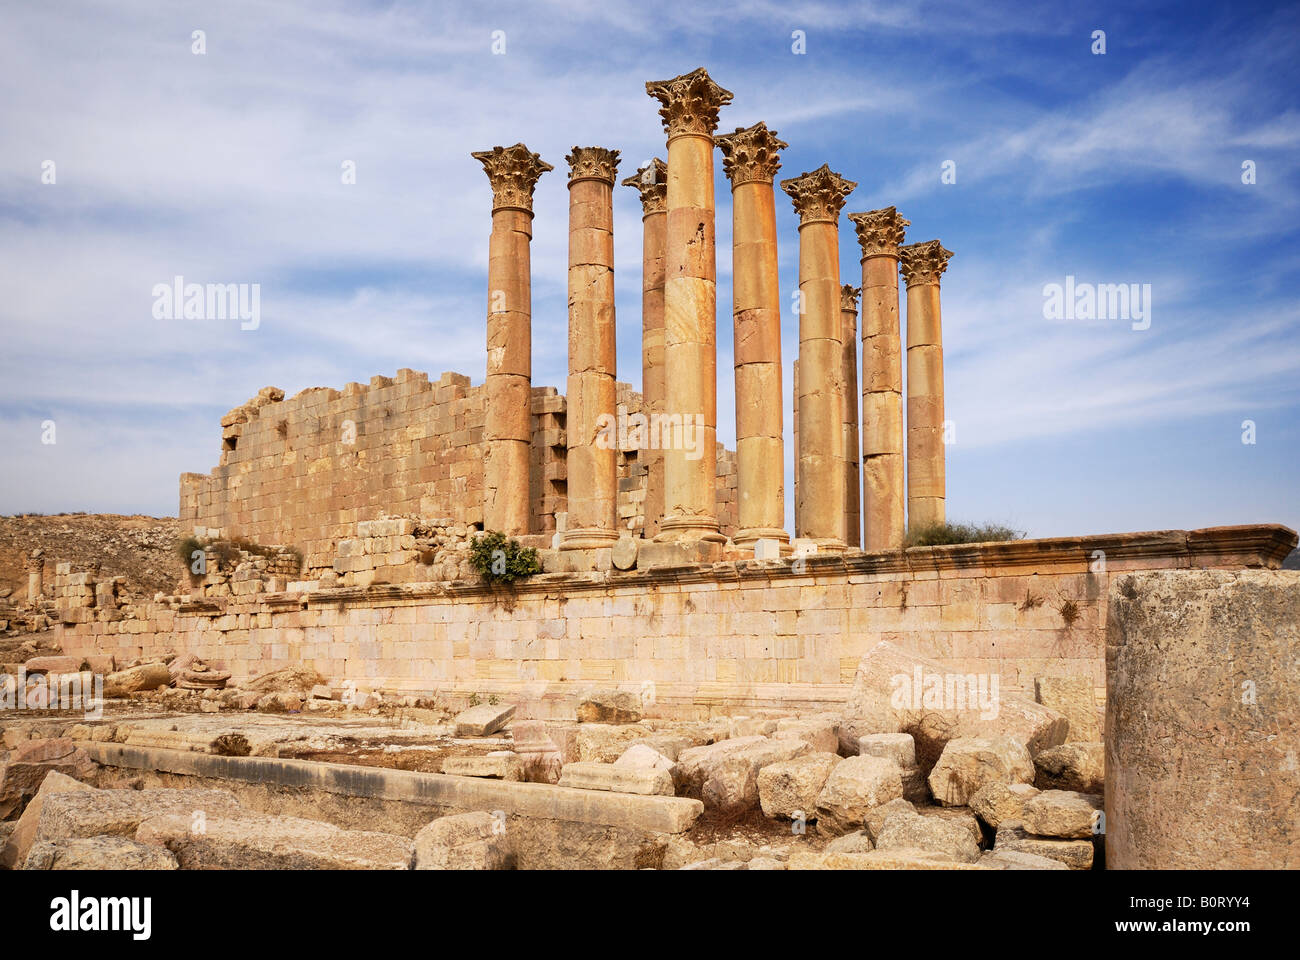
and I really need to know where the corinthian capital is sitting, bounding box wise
[566,146,621,187]
[621,158,668,214]
[645,67,734,138]
[471,143,553,213]
[848,206,910,259]
[780,164,857,225]
[898,240,954,286]
[715,122,788,185]
[841,285,861,312]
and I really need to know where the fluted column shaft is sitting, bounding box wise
[850,206,909,550]
[841,286,861,549]
[900,240,954,531]
[717,123,789,547]
[562,147,621,549]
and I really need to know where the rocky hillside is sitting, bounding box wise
[0,514,181,601]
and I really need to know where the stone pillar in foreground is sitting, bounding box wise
[621,159,668,539]
[646,67,733,543]
[1107,569,1299,868]
[781,164,857,551]
[472,143,552,536]
[840,285,861,549]
[561,146,621,550]
[26,551,43,602]
[848,206,909,551]
[716,122,789,548]
[898,239,953,532]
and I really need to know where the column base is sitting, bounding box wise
[559,528,620,551]
[654,515,726,543]
[733,527,791,548]
[807,537,847,554]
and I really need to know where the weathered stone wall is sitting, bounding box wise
[53,526,1292,718]
[179,370,740,564]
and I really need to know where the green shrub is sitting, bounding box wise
[469,531,541,585]
[904,521,1024,548]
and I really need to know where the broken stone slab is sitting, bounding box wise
[1034,741,1104,793]
[979,848,1069,870]
[23,656,82,674]
[136,812,414,869]
[824,830,875,854]
[576,688,643,724]
[0,771,96,870]
[728,716,779,738]
[414,811,511,870]
[614,743,677,773]
[858,733,916,766]
[104,663,172,698]
[841,641,1068,766]
[558,761,674,796]
[628,734,693,761]
[927,736,1035,807]
[875,807,982,863]
[576,722,654,763]
[35,788,245,844]
[757,752,841,821]
[791,848,983,870]
[1020,790,1103,839]
[452,702,516,737]
[511,720,563,784]
[994,822,1094,870]
[970,781,1040,830]
[919,806,983,847]
[25,836,179,870]
[0,739,96,819]
[440,753,523,781]
[814,756,905,836]
[1034,675,1101,742]
[678,737,811,812]
[863,797,917,842]
[774,718,839,754]
[679,857,747,870]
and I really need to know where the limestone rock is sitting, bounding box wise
[103,662,172,697]
[25,836,179,870]
[35,788,244,844]
[577,688,643,724]
[441,753,523,781]
[802,849,983,870]
[452,702,516,737]
[677,736,810,812]
[23,656,82,674]
[1020,790,1103,839]
[0,771,95,870]
[927,736,1035,807]
[824,830,874,854]
[414,812,511,870]
[841,641,1067,766]
[979,848,1069,870]
[1034,675,1100,742]
[614,743,677,773]
[919,806,983,847]
[863,797,917,842]
[576,722,653,762]
[138,812,414,869]
[858,732,916,767]
[1034,741,1104,793]
[0,739,96,819]
[995,822,1094,870]
[970,781,1040,829]
[558,761,674,796]
[774,718,839,753]
[875,808,981,863]
[814,756,904,836]
[757,752,841,820]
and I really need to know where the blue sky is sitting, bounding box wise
[1,0,1296,538]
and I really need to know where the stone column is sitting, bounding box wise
[561,146,621,550]
[848,206,909,551]
[26,551,43,602]
[645,68,733,543]
[781,165,857,551]
[472,143,552,536]
[621,159,668,539]
[899,239,953,532]
[716,122,789,548]
[840,285,861,549]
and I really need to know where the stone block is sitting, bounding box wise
[814,756,905,836]
[558,761,674,796]
[1020,790,1103,839]
[441,753,523,781]
[927,736,1035,807]
[414,811,510,870]
[453,702,516,737]
[757,752,841,821]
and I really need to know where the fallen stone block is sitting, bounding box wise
[1034,742,1104,793]
[679,857,747,870]
[1034,675,1101,742]
[994,822,1094,870]
[577,723,655,763]
[774,718,839,754]
[814,756,905,836]
[824,830,874,854]
[920,806,983,847]
[83,655,115,675]
[441,753,523,781]
[679,737,810,812]
[0,739,96,819]
[576,689,643,724]
[863,797,917,842]
[970,781,1040,830]
[25,836,179,870]
[452,703,516,737]
[1020,790,1103,839]
[793,848,982,870]
[0,771,96,870]
[137,812,414,869]
[23,656,82,674]
[414,811,510,870]
[35,788,244,844]
[614,744,677,773]
[103,663,172,697]
[558,761,674,796]
[927,736,1035,807]
[757,752,841,821]
[875,808,981,863]
[857,733,916,767]
[979,848,1069,870]
[841,641,1068,766]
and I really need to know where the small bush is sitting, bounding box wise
[904,521,1024,548]
[469,531,541,585]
